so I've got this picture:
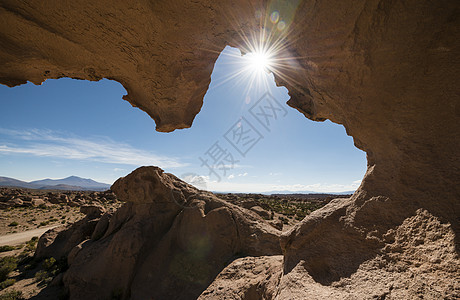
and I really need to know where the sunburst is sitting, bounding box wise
[203,3,305,98]
[245,51,272,74]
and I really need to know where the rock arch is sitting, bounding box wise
[1,0,458,298]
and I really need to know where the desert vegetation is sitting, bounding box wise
[219,193,347,227]
[0,187,123,298]
[0,188,121,235]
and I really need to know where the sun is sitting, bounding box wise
[207,6,304,94]
[245,51,272,74]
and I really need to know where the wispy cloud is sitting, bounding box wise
[0,128,187,168]
[225,172,247,180]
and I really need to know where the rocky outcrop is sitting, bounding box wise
[61,167,281,300]
[35,204,105,260]
[277,207,460,299]
[1,0,459,298]
[275,2,460,296]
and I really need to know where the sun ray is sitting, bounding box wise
[194,2,308,101]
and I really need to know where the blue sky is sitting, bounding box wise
[0,46,366,193]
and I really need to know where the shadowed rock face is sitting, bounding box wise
[1,0,459,298]
[35,204,105,260]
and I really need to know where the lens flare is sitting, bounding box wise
[270,11,280,24]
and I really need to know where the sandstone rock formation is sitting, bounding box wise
[277,201,460,299]
[1,0,459,299]
[59,167,281,300]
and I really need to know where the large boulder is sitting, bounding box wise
[62,166,281,300]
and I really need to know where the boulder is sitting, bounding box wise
[31,198,45,206]
[68,200,84,207]
[21,195,32,201]
[48,194,68,204]
[34,225,68,259]
[250,206,271,219]
[238,199,260,209]
[80,204,105,219]
[62,166,281,300]
[276,207,460,299]
[7,198,23,207]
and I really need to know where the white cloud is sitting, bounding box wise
[180,174,208,190]
[238,172,248,177]
[0,128,187,168]
[228,174,235,179]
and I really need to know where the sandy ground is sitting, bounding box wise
[0,205,84,236]
[0,225,59,246]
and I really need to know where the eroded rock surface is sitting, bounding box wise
[277,204,460,299]
[199,255,283,300]
[61,167,281,300]
[276,3,460,296]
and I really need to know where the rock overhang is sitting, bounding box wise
[0,0,458,210]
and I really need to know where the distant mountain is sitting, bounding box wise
[0,177,34,189]
[30,176,110,190]
[0,176,110,191]
[39,184,96,191]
